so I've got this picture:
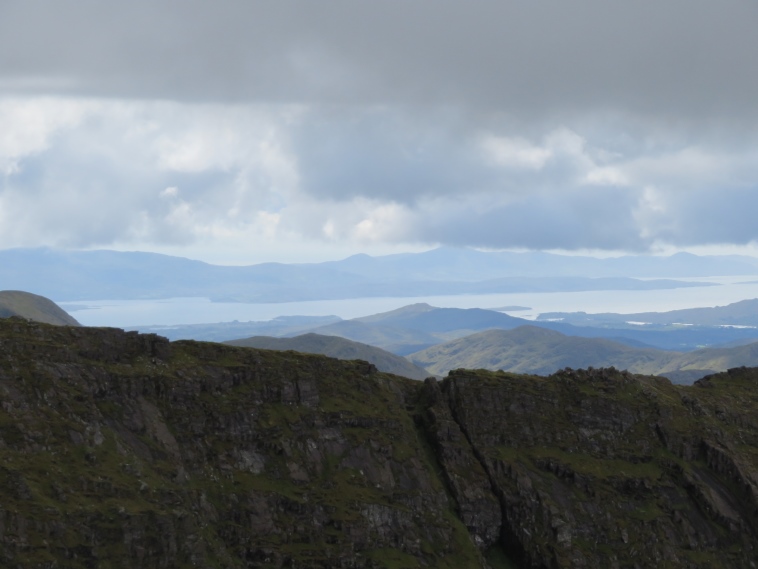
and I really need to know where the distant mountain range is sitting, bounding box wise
[5,288,758,385]
[129,315,342,343]
[297,302,758,353]
[0,246,740,303]
[539,298,758,328]
[317,247,758,279]
[225,333,432,381]
[133,301,758,354]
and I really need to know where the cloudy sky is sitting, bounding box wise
[1,1,758,264]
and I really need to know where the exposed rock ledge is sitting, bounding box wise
[1,318,758,568]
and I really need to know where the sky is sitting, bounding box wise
[2,1,758,265]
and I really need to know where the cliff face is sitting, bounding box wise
[1,319,758,568]
[422,368,758,568]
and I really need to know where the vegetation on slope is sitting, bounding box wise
[2,319,758,567]
[224,332,433,380]
[425,366,758,567]
[0,289,80,326]
[303,304,758,355]
[0,318,482,568]
[409,325,758,381]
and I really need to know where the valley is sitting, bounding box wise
[8,287,758,384]
[137,300,758,384]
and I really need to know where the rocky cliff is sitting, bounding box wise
[1,318,758,568]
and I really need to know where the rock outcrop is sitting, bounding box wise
[424,367,758,568]
[2,319,758,567]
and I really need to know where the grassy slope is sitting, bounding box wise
[225,333,434,380]
[0,290,80,326]
[409,325,758,380]
[3,318,758,566]
[306,319,443,354]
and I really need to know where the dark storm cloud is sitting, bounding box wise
[290,109,502,203]
[289,111,610,205]
[1,1,757,120]
[3,2,758,257]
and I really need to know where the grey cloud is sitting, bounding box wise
[291,110,500,203]
[409,186,648,251]
[290,111,608,205]
[1,127,241,248]
[1,1,757,123]
[2,94,758,256]
[646,186,758,247]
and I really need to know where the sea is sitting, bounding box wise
[59,275,758,328]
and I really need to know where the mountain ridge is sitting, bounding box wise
[300,303,758,354]
[539,297,758,327]
[224,332,433,380]
[0,246,727,302]
[0,289,80,326]
[408,324,758,380]
[2,318,758,566]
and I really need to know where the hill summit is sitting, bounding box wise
[0,290,80,326]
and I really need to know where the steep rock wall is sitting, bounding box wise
[0,319,482,568]
[2,319,758,568]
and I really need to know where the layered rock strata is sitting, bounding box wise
[1,318,758,568]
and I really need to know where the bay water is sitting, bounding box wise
[60,276,758,328]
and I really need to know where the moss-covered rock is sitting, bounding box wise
[0,319,480,568]
[2,320,758,568]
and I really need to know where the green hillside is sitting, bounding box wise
[303,303,758,354]
[408,325,758,381]
[306,319,445,354]
[0,289,80,326]
[225,333,433,380]
[409,326,678,377]
[669,341,758,374]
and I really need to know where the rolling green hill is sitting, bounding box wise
[306,304,557,355]
[303,303,758,354]
[306,319,445,355]
[0,290,80,326]
[409,326,677,377]
[225,332,433,380]
[408,325,758,382]
[670,341,758,375]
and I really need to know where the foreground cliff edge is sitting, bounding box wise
[1,319,758,568]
